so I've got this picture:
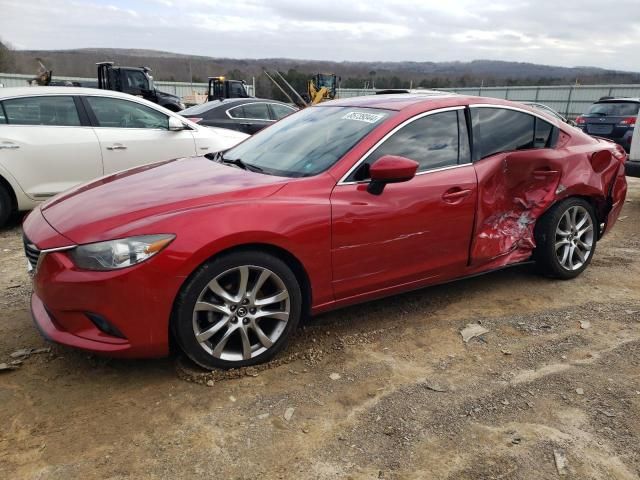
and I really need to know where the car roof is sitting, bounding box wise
[596,97,640,103]
[322,92,552,114]
[324,92,458,111]
[0,86,152,100]
[208,97,289,106]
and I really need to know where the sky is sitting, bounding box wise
[1,0,639,71]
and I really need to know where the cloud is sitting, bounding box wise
[0,0,638,71]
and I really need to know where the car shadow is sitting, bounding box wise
[25,262,551,383]
[0,212,26,233]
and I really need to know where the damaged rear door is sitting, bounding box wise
[469,106,564,267]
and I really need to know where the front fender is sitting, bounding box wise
[131,195,334,311]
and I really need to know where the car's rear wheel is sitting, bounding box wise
[534,197,597,279]
[0,184,13,228]
[173,251,302,369]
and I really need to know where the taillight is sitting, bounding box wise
[618,116,637,127]
[575,116,586,125]
[188,117,203,124]
[612,145,627,161]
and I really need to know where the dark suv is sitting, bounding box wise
[576,98,639,153]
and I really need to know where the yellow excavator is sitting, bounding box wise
[263,70,338,108]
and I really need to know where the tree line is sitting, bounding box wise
[3,44,640,100]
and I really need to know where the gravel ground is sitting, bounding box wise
[0,178,639,480]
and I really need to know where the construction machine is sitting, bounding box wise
[31,60,53,86]
[96,62,184,111]
[307,73,338,104]
[263,70,339,108]
[207,76,250,101]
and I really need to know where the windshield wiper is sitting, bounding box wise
[207,151,264,173]
[221,156,264,173]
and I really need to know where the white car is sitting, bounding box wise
[0,87,248,226]
[628,112,640,177]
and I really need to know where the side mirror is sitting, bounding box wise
[168,116,187,131]
[367,155,419,195]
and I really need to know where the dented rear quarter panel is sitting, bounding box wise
[469,125,627,270]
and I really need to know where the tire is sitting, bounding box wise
[534,197,597,279]
[0,184,12,229]
[173,250,302,369]
[626,161,640,178]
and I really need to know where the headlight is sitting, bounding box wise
[69,234,175,271]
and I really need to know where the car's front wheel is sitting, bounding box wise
[534,197,597,279]
[173,250,302,369]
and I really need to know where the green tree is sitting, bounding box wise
[0,39,15,72]
[225,69,246,80]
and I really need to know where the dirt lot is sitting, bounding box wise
[1,179,639,480]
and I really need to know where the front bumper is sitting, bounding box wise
[31,291,134,356]
[29,248,174,358]
[22,206,181,359]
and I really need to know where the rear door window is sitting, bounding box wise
[472,108,536,159]
[240,103,270,120]
[2,96,81,126]
[270,103,296,120]
[0,104,6,124]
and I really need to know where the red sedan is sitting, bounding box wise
[23,94,628,369]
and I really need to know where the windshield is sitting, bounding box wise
[222,106,393,177]
[587,102,640,116]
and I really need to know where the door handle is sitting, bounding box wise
[107,144,127,151]
[0,143,19,150]
[442,188,471,202]
[533,169,558,177]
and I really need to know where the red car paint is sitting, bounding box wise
[23,94,627,358]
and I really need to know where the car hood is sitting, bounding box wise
[40,156,289,244]
[200,125,250,142]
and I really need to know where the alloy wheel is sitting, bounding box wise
[555,205,594,271]
[192,265,290,361]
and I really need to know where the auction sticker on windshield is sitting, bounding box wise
[342,111,386,123]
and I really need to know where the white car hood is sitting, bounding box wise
[193,125,249,154]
